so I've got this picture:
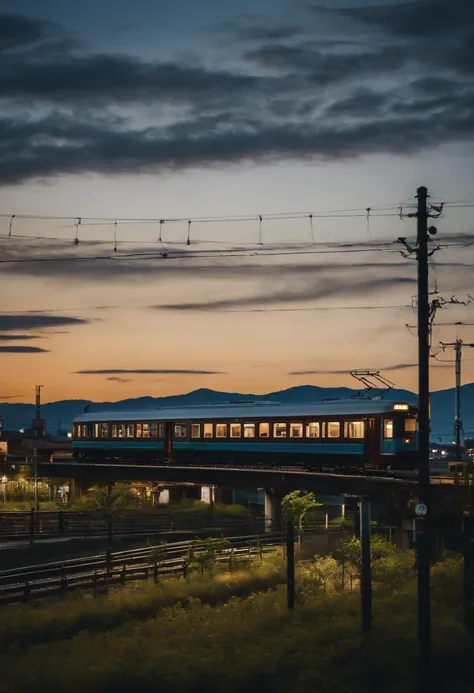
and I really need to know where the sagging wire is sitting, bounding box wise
[74,218,81,246]
[429,256,439,295]
[8,215,15,238]
[157,219,168,258]
[309,214,315,245]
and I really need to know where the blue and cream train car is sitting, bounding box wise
[72,399,418,471]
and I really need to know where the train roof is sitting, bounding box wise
[73,399,416,423]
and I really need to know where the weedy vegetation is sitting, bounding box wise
[0,536,471,693]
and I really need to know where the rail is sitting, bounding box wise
[0,509,261,542]
[0,532,283,605]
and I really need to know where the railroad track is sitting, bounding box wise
[0,532,283,605]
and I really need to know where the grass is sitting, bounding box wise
[0,499,250,515]
[0,554,285,652]
[0,547,471,693]
[0,500,61,511]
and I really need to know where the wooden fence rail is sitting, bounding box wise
[0,532,283,605]
[0,509,262,542]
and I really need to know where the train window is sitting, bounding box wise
[327,422,340,438]
[93,424,99,438]
[75,425,81,438]
[231,423,241,437]
[244,423,255,438]
[384,420,394,439]
[159,424,165,438]
[204,423,213,438]
[99,423,109,438]
[290,423,303,438]
[126,424,135,438]
[117,424,125,438]
[142,423,150,438]
[149,423,158,437]
[175,424,187,438]
[259,423,269,438]
[306,422,320,438]
[344,421,365,439]
[136,424,143,438]
[405,418,416,433]
[111,425,118,438]
[191,424,201,438]
[274,423,287,438]
[216,424,227,438]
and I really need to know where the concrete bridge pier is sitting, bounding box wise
[201,485,216,505]
[395,518,416,550]
[200,486,234,505]
[264,491,282,532]
[68,478,91,504]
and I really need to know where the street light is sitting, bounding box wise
[1,475,7,504]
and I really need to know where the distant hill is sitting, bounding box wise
[2,384,472,440]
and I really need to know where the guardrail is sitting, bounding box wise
[0,509,262,542]
[0,532,283,605]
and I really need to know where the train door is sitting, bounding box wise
[164,422,173,463]
[364,417,380,467]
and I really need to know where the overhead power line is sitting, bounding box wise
[0,303,412,316]
[0,204,414,226]
[0,244,401,265]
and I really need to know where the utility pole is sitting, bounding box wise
[415,186,432,693]
[33,385,44,512]
[439,339,474,462]
[400,186,433,693]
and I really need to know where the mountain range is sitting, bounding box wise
[1,384,474,441]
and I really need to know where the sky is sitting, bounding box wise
[1,0,474,404]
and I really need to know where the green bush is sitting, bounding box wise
[0,544,471,693]
[0,567,471,693]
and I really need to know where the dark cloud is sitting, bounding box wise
[2,105,474,186]
[245,42,406,82]
[0,14,49,51]
[1,55,263,106]
[0,14,266,109]
[0,334,40,341]
[106,376,132,383]
[0,345,48,353]
[338,0,473,40]
[289,363,417,375]
[214,15,302,42]
[154,276,416,311]
[0,314,90,332]
[1,1,473,184]
[75,369,224,375]
[327,88,388,117]
[0,239,407,279]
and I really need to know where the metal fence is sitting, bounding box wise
[0,509,263,542]
[0,532,283,605]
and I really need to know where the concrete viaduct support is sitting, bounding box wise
[264,491,282,532]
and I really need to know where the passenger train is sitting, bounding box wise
[72,399,418,471]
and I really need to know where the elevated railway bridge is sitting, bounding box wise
[39,461,471,547]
